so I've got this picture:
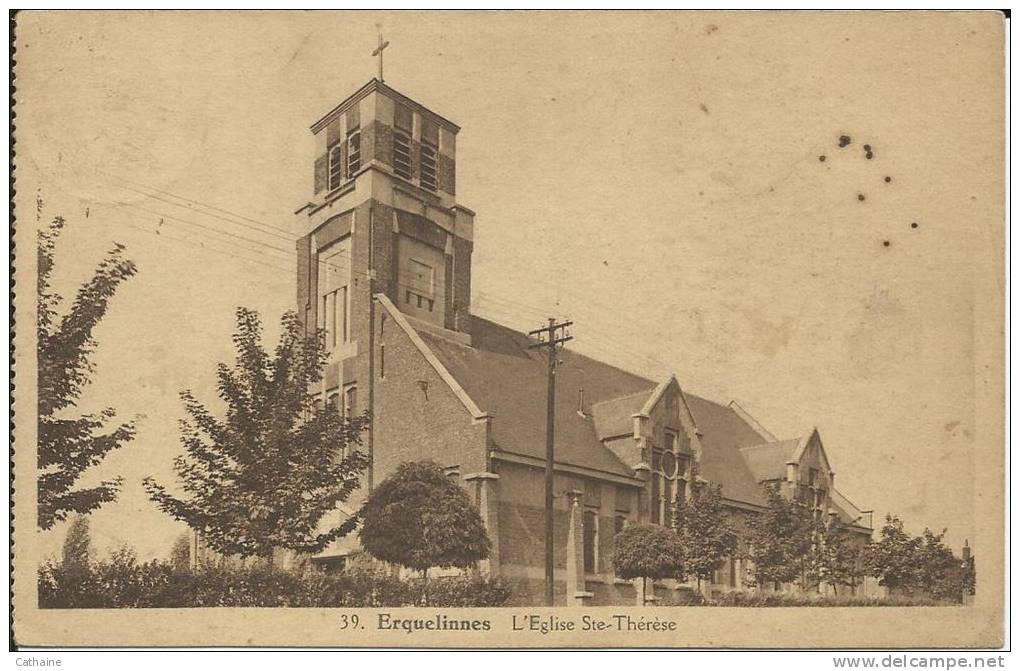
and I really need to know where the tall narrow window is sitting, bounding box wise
[650,451,661,525]
[419,141,437,191]
[393,131,412,180]
[343,384,358,419]
[583,510,598,574]
[663,478,674,528]
[379,344,385,379]
[318,243,350,352]
[347,128,361,176]
[327,143,344,191]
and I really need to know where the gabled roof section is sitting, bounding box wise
[684,395,772,507]
[739,439,802,483]
[727,400,777,442]
[792,427,834,475]
[399,310,841,511]
[639,375,676,417]
[829,488,873,532]
[415,315,655,477]
[376,295,488,421]
[591,390,654,441]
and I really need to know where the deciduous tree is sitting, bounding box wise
[745,485,814,590]
[811,519,866,596]
[61,515,92,571]
[612,522,685,604]
[37,216,138,529]
[864,514,923,594]
[359,461,490,579]
[143,308,369,562]
[673,481,737,590]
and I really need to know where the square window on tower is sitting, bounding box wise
[408,258,434,298]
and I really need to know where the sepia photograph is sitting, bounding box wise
[10,9,1006,651]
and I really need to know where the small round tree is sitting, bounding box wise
[612,523,684,605]
[359,461,490,591]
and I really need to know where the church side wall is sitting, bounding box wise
[372,306,489,484]
[493,459,647,605]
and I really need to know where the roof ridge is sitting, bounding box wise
[727,400,778,442]
[589,388,657,410]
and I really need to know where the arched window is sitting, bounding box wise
[347,127,361,176]
[583,510,598,574]
[327,143,344,191]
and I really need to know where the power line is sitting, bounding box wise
[118,220,294,275]
[89,183,681,378]
[97,169,296,240]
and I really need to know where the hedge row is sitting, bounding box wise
[700,590,957,607]
[39,553,512,608]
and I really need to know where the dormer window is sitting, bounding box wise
[347,127,361,176]
[419,141,437,191]
[327,143,344,191]
[394,131,412,180]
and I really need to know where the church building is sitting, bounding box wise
[293,76,874,605]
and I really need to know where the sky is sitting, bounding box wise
[15,11,1003,563]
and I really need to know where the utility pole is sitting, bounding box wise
[528,317,573,607]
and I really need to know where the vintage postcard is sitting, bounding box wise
[11,10,1006,649]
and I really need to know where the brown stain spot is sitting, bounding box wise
[705,24,719,34]
[911,222,919,229]
[884,176,892,183]
[838,135,852,148]
[882,240,891,247]
[738,309,797,358]
[944,420,961,433]
[819,155,827,162]
[699,102,710,114]
[857,193,866,201]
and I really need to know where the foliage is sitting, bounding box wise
[864,515,971,603]
[359,461,490,575]
[611,522,685,582]
[864,514,924,592]
[916,528,967,602]
[744,484,815,589]
[962,550,976,597]
[810,519,867,596]
[673,482,738,587]
[704,590,955,608]
[60,516,92,571]
[169,533,192,572]
[143,308,370,560]
[37,215,138,529]
[38,551,512,608]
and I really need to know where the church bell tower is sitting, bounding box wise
[294,75,476,418]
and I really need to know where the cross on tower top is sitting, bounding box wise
[372,33,390,83]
